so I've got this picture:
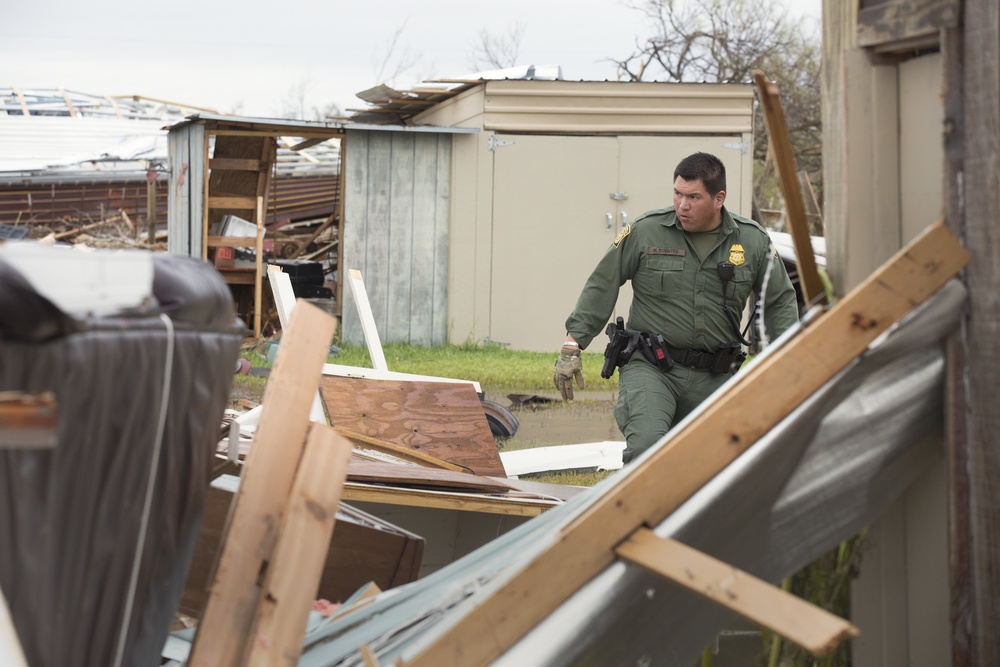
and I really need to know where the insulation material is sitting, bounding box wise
[294,279,966,667]
[0,247,245,667]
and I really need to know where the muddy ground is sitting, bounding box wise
[483,390,624,452]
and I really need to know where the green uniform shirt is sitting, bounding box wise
[566,205,799,351]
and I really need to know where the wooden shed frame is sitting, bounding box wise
[822,0,999,664]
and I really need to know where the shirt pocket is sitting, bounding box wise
[727,265,755,307]
[635,255,686,299]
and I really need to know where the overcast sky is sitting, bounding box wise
[2,0,821,119]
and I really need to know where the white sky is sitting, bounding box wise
[2,0,821,119]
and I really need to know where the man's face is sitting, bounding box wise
[673,176,725,233]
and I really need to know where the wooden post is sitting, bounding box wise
[187,300,336,667]
[406,221,968,667]
[753,70,827,307]
[244,423,354,667]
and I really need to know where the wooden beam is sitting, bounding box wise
[187,300,337,667]
[209,158,263,172]
[208,195,257,210]
[753,70,827,307]
[617,529,859,656]
[404,220,969,667]
[244,424,354,667]
[340,483,553,516]
[206,235,259,249]
[334,426,468,472]
[348,269,389,371]
[857,0,958,50]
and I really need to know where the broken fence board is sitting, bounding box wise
[187,300,337,667]
[617,529,859,657]
[245,424,354,667]
[405,221,969,666]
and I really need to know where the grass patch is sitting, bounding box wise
[328,341,617,392]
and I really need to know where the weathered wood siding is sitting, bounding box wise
[167,123,206,257]
[342,129,451,347]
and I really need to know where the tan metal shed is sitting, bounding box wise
[410,79,755,352]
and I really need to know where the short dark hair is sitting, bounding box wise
[674,152,726,196]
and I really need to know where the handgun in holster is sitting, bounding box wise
[601,317,627,378]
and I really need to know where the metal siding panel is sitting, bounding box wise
[387,132,416,343]
[481,81,754,134]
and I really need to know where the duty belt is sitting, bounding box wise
[637,333,745,374]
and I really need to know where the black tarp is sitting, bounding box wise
[0,249,244,667]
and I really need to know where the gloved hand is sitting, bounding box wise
[553,345,584,400]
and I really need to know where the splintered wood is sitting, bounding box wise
[405,221,969,666]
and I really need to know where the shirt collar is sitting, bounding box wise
[664,205,738,235]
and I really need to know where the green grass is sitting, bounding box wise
[328,341,618,392]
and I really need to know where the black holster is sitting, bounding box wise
[601,317,640,379]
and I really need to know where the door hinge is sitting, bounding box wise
[488,135,515,151]
[723,138,750,155]
[610,192,628,201]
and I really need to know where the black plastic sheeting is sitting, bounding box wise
[0,250,245,667]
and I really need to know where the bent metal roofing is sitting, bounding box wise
[0,87,341,182]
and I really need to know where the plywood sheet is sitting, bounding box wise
[320,376,506,477]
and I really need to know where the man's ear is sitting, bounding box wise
[715,189,727,208]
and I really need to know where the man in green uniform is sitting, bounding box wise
[553,152,799,463]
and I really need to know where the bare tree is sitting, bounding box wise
[470,21,526,71]
[373,21,423,88]
[612,0,822,211]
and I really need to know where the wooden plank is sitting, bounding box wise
[347,459,511,492]
[387,133,416,343]
[410,133,438,345]
[209,158,262,171]
[617,530,859,656]
[206,235,259,249]
[253,195,265,339]
[341,483,553,516]
[187,300,337,667]
[405,220,969,666]
[319,375,506,477]
[322,363,481,393]
[348,269,390,371]
[432,135,450,344]
[753,70,826,307]
[958,1,1000,664]
[245,424,354,667]
[363,132,392,340]
[336,427,467,472]
[0,391,57,447]
[857,0,958,50]
[0,585,27,667]
[208,194,258,210]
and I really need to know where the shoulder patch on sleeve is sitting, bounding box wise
[612,223,632,248]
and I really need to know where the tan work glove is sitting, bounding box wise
[553,345,584,400]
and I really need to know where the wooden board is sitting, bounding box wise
[187,301,336,667]
[179,479,424,619]
[617,530,859,656]
[320,376,506,477]
[245,424,353,667]
[347,460,512,493]
[405,221,970,666]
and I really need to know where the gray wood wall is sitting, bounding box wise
[341,129,451,347]
[166,123,206,258]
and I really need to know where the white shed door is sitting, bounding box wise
[489,133,748,352]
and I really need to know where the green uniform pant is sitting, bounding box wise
[614,356,732,463]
